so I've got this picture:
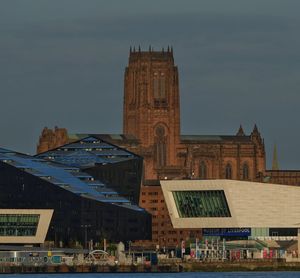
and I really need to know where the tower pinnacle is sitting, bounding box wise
[236,124,245,136]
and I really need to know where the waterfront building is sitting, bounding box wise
[0,147,151,246]
[35,48,300,248]
[0,209,53,244]
[161,179,300,240]
[37,136,143,204]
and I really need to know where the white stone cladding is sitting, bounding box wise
[161,179,300,229]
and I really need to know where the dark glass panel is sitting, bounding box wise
[0,214,39,236]
[173,190,231,218]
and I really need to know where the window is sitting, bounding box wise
[160,74,165,98]
[155,125,167,167]
[0,214,40,236]
[153,72,167,106]
[242,163,249,180]
[153,75,159,99]
[173,190,231,218]
[225,163,232,179]
[199,161,207,179]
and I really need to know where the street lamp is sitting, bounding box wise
[81,224,91,249]
[50,226,57,247]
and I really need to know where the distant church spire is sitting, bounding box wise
[253,124,259,134]
[272,144,279,170]
[236,124,245,136]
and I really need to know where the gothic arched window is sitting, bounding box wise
[153,72,167,106]
[225,163,232,179]
[199,161,207,179]
[155,126,167,167]
[242,163,249,180]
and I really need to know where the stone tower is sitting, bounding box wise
[123,47,180,174]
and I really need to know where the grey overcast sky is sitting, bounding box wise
[1,0,300,169]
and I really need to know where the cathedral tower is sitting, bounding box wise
[123,47,180,169]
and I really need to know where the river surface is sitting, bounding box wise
[0,273,299,278]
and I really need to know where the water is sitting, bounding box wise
[0,273,299,278]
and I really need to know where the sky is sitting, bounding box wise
[0,0,300,169]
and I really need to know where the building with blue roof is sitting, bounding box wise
[37,136,143,204]
[0,147,151,246]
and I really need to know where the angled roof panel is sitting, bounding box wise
[0,147,144,212]
[36,136,138,167]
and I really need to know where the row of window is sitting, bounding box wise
[152,238,182,243]
[0,227,37,237]
[143,192,159,196]
[141,199,164,203]
[0,214,40,225]
[153,230,185,235]
[199,162,250,180]
[152,223,170,227]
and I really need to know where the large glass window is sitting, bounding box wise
[173,190,231,218]
[0,214,39,236]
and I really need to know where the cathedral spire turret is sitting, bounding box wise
[250,124,264,149]
[236,124,245,136]
[253,124,259,134]
[251,124,261,139]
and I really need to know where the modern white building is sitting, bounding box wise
[0,209,53,244]
[161,179,300,241]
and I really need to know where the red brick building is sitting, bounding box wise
[37,48,300,248]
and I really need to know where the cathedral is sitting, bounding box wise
[37,48,300,247]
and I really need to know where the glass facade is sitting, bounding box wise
[0,160,151,244]
[36,136,143,205]
[173,190,231,218]
[0,214,39,236]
